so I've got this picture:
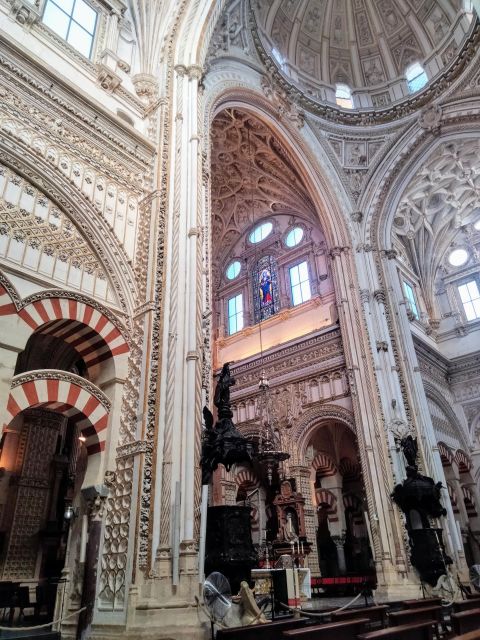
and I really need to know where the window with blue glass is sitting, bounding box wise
[228,294,244,335]
[290,261,311,306]
[253,256,279,323]
[405,63,428,93]
[43,0,97,58]
[403,281,419,318]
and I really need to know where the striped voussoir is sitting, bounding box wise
[7,372,110,457]
[17,298,129,368]
[315,488,337,513]
[0,284,17,316]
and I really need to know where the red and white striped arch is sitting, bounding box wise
[462,485,477,517]
[454,449,472,474]
[6,373,110,457]
[438,442,454,467]
[312,452,337,477]
[0,282,129,371]
[235,468,260,489]
[0,284,16,316]
[315,488,337,514]
[446,482,459,514]
[19,298,129,367]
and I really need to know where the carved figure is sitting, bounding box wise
[400,434,418,467]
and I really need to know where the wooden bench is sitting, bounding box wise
[281,618,370,640]
[453,598,480,613]
[216,616,308,640]
[358,620,434,640]
[388,605,443,639]
[451,608,480,635]
[402,598,443,609]
[450,630,480,640]
[331,604,389,628]
[465,593,480,600]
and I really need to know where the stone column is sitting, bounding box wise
[76,489,107,640]
[329,246,411,598]
[290,465,318,572]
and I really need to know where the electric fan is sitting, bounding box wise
[203,571,232,638]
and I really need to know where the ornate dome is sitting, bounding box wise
[253,0,475,110]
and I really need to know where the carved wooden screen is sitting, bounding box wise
[252,255,279,323]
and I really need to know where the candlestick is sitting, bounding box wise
[300,541,304,554]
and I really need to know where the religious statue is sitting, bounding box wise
[259,268,272,307]
[200,363,251,484]
[400,434,418,468]
[214,362,235,420]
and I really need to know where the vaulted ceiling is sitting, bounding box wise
[210,109,317,265]
[254,0,471,102]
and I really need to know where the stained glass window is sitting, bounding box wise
[253,256,279,323]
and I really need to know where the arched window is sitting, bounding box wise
[253,256,279,323]
[405,63,428,93]
[335,84,353,109]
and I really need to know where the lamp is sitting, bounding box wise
[254,369,289,484]
[64,505,78,521]
[243,121,290,483]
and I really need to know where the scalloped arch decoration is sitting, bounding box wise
[438,441,454,467]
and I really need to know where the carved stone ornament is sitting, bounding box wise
[132,73,159,104]
[418,104,443,134]
[7,0,40,27]
[96,64,122,94]
[260,75,305,129]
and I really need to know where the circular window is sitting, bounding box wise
[474,219,480,231]
[249,222,273,244]
[285,227,304,248]
[448,248,469,267]
[226,260,241,280]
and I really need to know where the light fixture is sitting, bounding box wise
[78,435,86,443]
[64,505,78,521]
[244,124,290,484]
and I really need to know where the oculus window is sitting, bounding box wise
[335,84,353,109]
[290,261,311,306]
[226,260,241,280]
[448,248,469,267]
[406,63,428,93]
[285,227,304,248]
[249,222,273,244]
[458,280,480,321]
[403,281,419,318]
[228,294,244,335]
[43,0,97,58]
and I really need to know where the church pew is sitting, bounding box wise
[453,597,480,612]
[450,631,480,640]
[387,605,442,639]
[451,608,480,635]
[281,618,369,640]
[357,621,434,640]
[330,604,389,628]
[216,616,308,640]
[402,598,443,609]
